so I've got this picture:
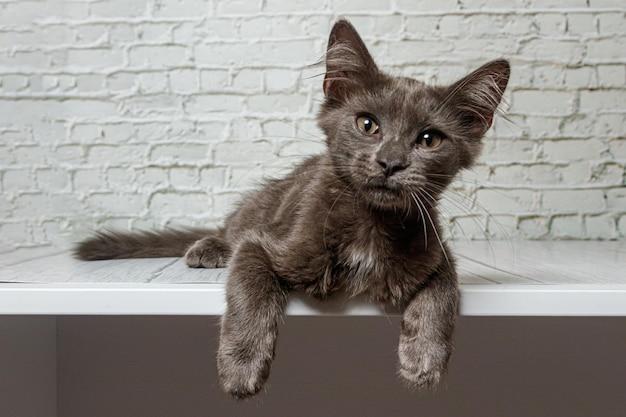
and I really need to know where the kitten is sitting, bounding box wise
[76,20,510,399]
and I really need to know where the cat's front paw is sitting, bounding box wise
[184,238,230,268]
[398,336,451,389]
[217,346,271,399]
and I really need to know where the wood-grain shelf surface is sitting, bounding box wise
[1,241,624,316]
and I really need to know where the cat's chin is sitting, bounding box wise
[362,187,408,211]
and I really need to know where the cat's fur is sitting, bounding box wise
[76,20,510,399]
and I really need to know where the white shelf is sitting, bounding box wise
[1,241,625,316]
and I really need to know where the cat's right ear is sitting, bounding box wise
[323,20,379,103]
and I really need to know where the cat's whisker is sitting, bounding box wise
[322,183,354,249]
[409,192,429,250]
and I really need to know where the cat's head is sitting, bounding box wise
[318,20,510,211]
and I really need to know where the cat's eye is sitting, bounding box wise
[417,131,444,149]
[356,115,380,135]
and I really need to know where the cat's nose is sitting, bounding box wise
[377,157,408,177]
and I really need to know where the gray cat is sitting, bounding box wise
[76,20,510,399]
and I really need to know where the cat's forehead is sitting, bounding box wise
[351,75,443,118]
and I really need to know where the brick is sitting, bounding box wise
[135,24,173,43]
[74,25,109,45]
[247,93,308,113]
[527,164,562,185]
[232,69,263,92]
[15,193,81,217]
[511,90,575,116]
[149,191,208,214]
[12,145,47,165]
[216,0,262,14]
[36,169,70,190]
[129,46,189,68]
[199,70,230,91]
[169,167,199,188]
[85,193,145,215]
[590,163,624,185]
[264,0,328,12]
[585,215,618,239]
[169,69,199,93]
[542,190,606,213]
[135,168,168,188]
[86,144,147,165]
[199,167,227,189]
[396,0,458,10]
[124,95,181,115]
[609,138,626,159]
[519,39,585,65]
[530,0,588,6]
[1,75,29,92]
[596,114,626,138]
[620,215,626,237]
[3,169,34,191]
[597,13,626,34]
[196,121,228,140]
[563,67,597,89]
[551,215,583,238]
[0,99,119,124]
[152,0,209,18]
[90,0,148,18]
[67,48,125,69]
[73,169,104,191]
[109,24,135,43]
[447,215,487,241]
[340,15,403,38]
[106,167,137,190]
[149,144,209,163]
[486,215,518,239]
[560,161,591,185]
[475,189,536,213]
[214,141,274,164]
[265,69,298,92]
[490,165,527,185]
[579,90,626,112]
[586,38,626,62]
[138,72,169,94]
[542,139,609,162]
[102,123,134,143]
[107,72,138,92]
[333,0,391,12]
[480,139,537,163]
[566,13,598,36]
[76,74,106,92]
[229,118,262,140]
[278,140,326,158]
[404,16,441,37]
[184,94,243,114]
[606,188,626,210]
[597,65,626,88]
[518,216,549,239]
[535,13,567,35]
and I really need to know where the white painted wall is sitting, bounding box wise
[0,0,624,252]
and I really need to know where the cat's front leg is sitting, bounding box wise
[398,258,459,389]
[217,238,288,399]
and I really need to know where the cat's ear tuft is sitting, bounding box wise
[446,59,511,136]
[323,19,379,103]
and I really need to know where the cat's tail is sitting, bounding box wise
[74,228,216,261]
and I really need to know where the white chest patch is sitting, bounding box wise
[348,248,377,273]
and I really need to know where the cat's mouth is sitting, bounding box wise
[362,177,407,208]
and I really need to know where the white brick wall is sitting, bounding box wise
[0,0,624,252]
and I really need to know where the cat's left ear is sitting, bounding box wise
[323,20,379,103]
[447,59,511,136]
